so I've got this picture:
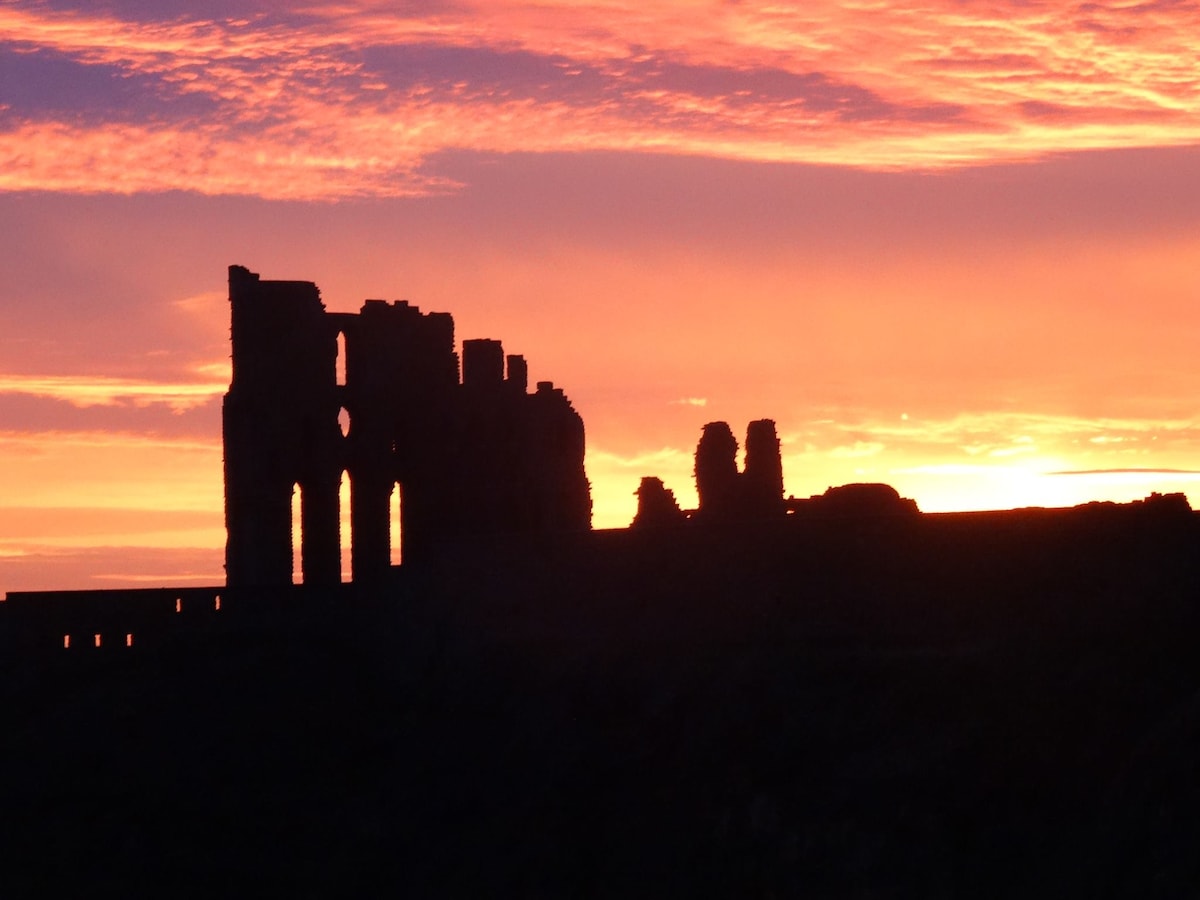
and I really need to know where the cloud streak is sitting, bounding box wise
[1048,467,1200,476]
[4,1,1200,198]
[0,372,227,411]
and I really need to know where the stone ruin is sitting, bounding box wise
[633,417,921,525]
[694,419,786,522]
[223,265,591,587]
[634,418,787,526]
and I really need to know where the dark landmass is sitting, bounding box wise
[4,501,1200,897]
[3,267,1199,896]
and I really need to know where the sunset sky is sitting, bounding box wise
[3,0,1200,591]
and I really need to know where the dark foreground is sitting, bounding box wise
[3,509,1200,897]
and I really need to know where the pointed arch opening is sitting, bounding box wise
[291,482,302,585]
[340,470,352,582]
[335,330,347,386]
[390,481,404,567]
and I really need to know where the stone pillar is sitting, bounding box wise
[350,471,392,583]
[300,473,342,586]
[743,419,785,518]
[695,421,739,520]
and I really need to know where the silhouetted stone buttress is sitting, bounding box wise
[692,419,785,523]
[223,266,591,588]
[695,422,740,521]
[224,266,342,588]
[633,477,686,528]
[743,419,785,518]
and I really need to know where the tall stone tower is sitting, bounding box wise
[223,265,343,587]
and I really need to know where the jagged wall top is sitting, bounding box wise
[223,266,591,588]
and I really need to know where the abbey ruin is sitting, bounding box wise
[223,265,592,587]
[5,265,1200,898]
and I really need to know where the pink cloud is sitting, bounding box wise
[4,1,1200,199]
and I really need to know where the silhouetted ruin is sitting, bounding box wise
[796,482,921,518]
[677,418,789,523]
[743,418,786,517]
[5,265,1200,897]
[223,265,591,587]
[694,421,742,521]
[648,418,919,525]
[632,476,686,528]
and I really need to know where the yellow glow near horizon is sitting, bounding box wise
[588,448,1200,529]
[3,427,1199,594]
[4,412,1200,547]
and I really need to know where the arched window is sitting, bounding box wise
[291,482,303,585]
[340,471,352,583]
[391,481,404,566]
[335,330,347,386]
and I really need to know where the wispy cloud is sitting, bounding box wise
[1048,467,1200,476]
[588,446,688,469]
[830,440,885,459]
[4,1,1200,198]
[0,372,226,411]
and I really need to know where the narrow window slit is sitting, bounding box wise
[336,331,347,386]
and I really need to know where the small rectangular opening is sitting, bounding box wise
[63,634,70,649]
[175,597,182,613]
[214,594,221,611]
[94,634,101,648]
[125,633,133,647]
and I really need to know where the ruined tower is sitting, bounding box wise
[691,419,785,523]
[694,422,741,521]
[223,266,342,587]
[743,419,785,518]
[223,266,591,588]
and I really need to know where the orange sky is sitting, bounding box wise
[3,1,1200,590]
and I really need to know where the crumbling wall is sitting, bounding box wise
[694,422,741,521]
[223,266,591,588]
[743,419,785,519]
[691,419,785,524]
[224,266,343,587]
[632,477,686,528]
